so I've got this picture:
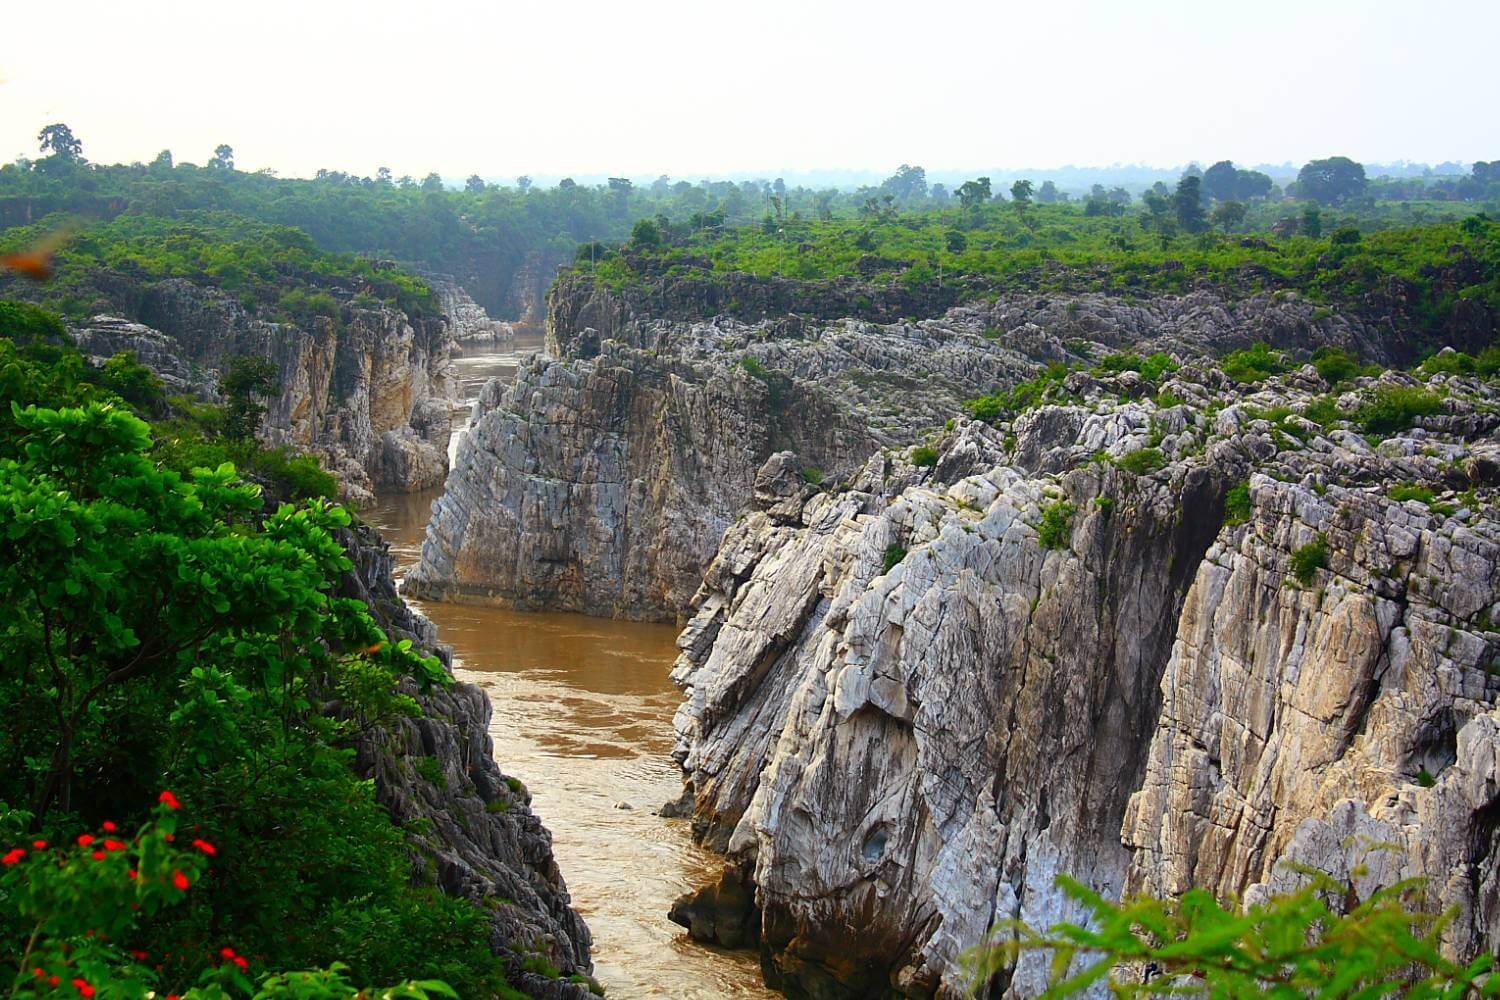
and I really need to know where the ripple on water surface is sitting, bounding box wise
[365,481,772,998]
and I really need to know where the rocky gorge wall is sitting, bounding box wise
[667,362,1500,997]
[411,275,1400,624]
[71,277,458,502]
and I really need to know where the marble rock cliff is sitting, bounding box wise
[412,276,1399,623]
[668,362,1500,997]
[77,277,457,501]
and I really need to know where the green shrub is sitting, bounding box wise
[738,355,769,379]
[1221,342,1289,383]
[963,865,1500,996]
[882,543,908,573]
[910,445,940,467]
[1224,482,1252,526]
[1291,535,1330,584]
[1038,500,1076,550]
[801,466,825,486]
[1390,483,1437,505]
[1303,395,1341,426]
[1310,345,1371,385]
[1116,447,1165,475]
[1358,385,1444,435]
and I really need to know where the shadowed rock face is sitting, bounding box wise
[101,277,457,502]
[340,520,595,1000]
[423,272,516,344]
[669,363,1500,997]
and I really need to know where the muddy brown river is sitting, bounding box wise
[366,338,772,999]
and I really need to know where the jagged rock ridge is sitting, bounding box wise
[669,362,1500,997]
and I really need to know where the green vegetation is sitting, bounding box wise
[882,543,908,574]
[1390,483,1438,505]
[0,302,524,996]
[1358,385,1445,435]
[1291,535,1330,585]
[0,212,434,322]
[1096,351,1178,382]
[1037,500,1076,550]
[910,445,940,467]
[1221,342,1289,383]
[1310,345,1379,384]
[1116,448,1165,475]
[963,866,1499,997]
[1223,482,1253,526]
[800,466,826,486]
[1417,346,1500,377]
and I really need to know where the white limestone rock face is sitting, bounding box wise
[1121,474,1500,961]
[668,364,1500,998]
[424,271,516,343]
[128,279,457,500]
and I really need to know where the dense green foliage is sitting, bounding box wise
[0,213,433,322]
[0,304,517,996]
[1358,385,1446,435]
[580,201,1499,340]
[1037,501,1075,550]
[963,867,1499,997]
[1290,535,1330,585]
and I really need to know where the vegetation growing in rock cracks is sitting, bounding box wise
[1037,500,1076,550]
[0,301,529,997]
[1291,535,1331,585]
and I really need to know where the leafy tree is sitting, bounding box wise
[1011,179,1034,205]
[419,172,444,191]
[1297,156,1368,205]
[630,217,662,248]
[211,144,235,170]
[1201,160,1241,204]
[1173,175,1208,233]
[956,177,992,222]
[1302,203,1323,238]
[37,123,83,162]
[1211,200,1247,233]
[1037,180,1060,204]
[463,174,485,193]
[220,355,280,441]
[515,175,532,192]
[881,164,928,201]
[375,166,392,185]
[149,149,174,172]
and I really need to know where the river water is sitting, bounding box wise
[365,336,772,999]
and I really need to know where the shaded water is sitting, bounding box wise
[366,339,772,999]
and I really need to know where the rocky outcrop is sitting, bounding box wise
[409,308,1038,621]
[130,279,455,501]
[70,314,221,399]
[341,519,596,1000]
[424,272,516,343]
[418,273,1407,625]
[668,363,1500,997]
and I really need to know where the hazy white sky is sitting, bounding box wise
[2,0,1496,181]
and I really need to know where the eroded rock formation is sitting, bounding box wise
[669,362,1499,997]
[74,276,457,502]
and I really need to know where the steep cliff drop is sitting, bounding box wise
[669,362,1500,997]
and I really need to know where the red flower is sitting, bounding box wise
[130,950,148,960]
[48,977,59,987]
[103,839,126,852]
[164,834,174,842]
[127,868,138,880]
[101,821,117,832]
[171,870,190,891]
[32,968,44,978]
[167,995,180,1000]
[72,978,95,998]
[192,839,217,856]
[220,947,236,959]
[234,956,248,972]
[158,790,181,810]
[32,840,47,850]
[76,834,95,847]
[91,851,105,861]
[2,848,25,866]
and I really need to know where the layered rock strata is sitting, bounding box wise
[424,271,516,343]
[669,362,1500,997]
[83,277,457,501]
